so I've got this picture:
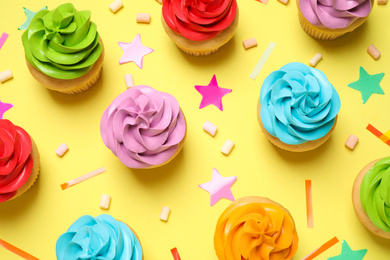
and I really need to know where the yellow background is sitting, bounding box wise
[1,0,390,259]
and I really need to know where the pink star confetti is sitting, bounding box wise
[118,34,154,69]
[195,75,232,111]
[256,0,268,4]
[199,168,237,206]
[0,100,13,119]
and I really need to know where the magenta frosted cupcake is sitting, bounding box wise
[100,85,186,169]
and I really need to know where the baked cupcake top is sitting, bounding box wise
[22,3,103,79]
[56,214,143,260]
[260,62,340,145]
[162,0,237,41]
[361,157,390,232]
[0,120,34,203]
[214,197,298,260]
[299,0,372,29]
[100,85,186,169]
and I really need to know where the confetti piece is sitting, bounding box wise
[250,41,276,80]
[366,124,390,147]
[118,34,154,69]
[305,180,313,228]
[0,239,39,260]
[309,53,322,67]
[367,44,380,60]
[347,67,384,104]
[160,206,171,221]
[171,247,181,260]
[156,0,162,3]
[378,0,387,4]
[278,0,289,4]
[203,120,218,136]
[100,194,111,209]
[0,100,13,119]
[345,135,359,151]
[221,140,235,155]
[0,33,9,51]
[199,168,237,206]
[18,6,47,30]
[366,124,382,138]
[109,0,123,13]
[195,75,232,111]
[61,167,106,190]
[328,240,367,260]
[0,70,13,83]
[243,38,257,50]
[136,13,151,24]
[124,74,134,88]
[256,0,268,4]
[56,143,69,157]
[301,236,339,260]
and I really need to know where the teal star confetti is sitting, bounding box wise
[347,67,385,104]
[18,6,47,30]
[328,240,367,260]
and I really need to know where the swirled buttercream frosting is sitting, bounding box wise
[22,3,103,79]
[214,197,298,260]
[0,120,33,203]
[299,0,372,29]
[162,0,237,41]
[361,157,390,233]
[260,62,340,145]
[100,85,186,168]
[56,214,143,260]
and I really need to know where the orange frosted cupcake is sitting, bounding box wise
[214,196,299,260]
[0,120,40,203]
[22,3,104,94]
[162,0,239,56]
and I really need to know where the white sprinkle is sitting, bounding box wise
[367,44,381,60]
[100,194,111,209]
[243,38,257,50]
[109,0,123,13]
[136,13,151,24]
[221,140,235,155]
[55,143,69,157]
[159,206,171,221]
[345,135,359,151]
[203,121,218,136]
[124,74,134,89]
[0,70,13,83]
[309,53,322,67]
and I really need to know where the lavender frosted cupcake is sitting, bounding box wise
[100,85,186,169]
[297,0,374,40]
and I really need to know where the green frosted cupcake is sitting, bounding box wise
[353,157,390,239]
[22,3,104,94]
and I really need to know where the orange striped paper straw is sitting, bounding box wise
[305,180,313,228]
[61,167,106,190]
[301,236,339,260]
[0,239,39,260]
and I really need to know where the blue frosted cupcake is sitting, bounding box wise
[257,62,341,152]
[56,214,143,259]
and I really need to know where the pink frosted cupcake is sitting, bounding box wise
[297,0,374,40]
[100,85,186,169]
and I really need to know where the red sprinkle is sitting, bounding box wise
[171,247,181,260]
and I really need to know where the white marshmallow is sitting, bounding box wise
[100,194,111,209]
[55,143,69,157]
[159,206,171,221]
[0,70,13,83]
[221,140,235,155]
[203,121,218,136]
